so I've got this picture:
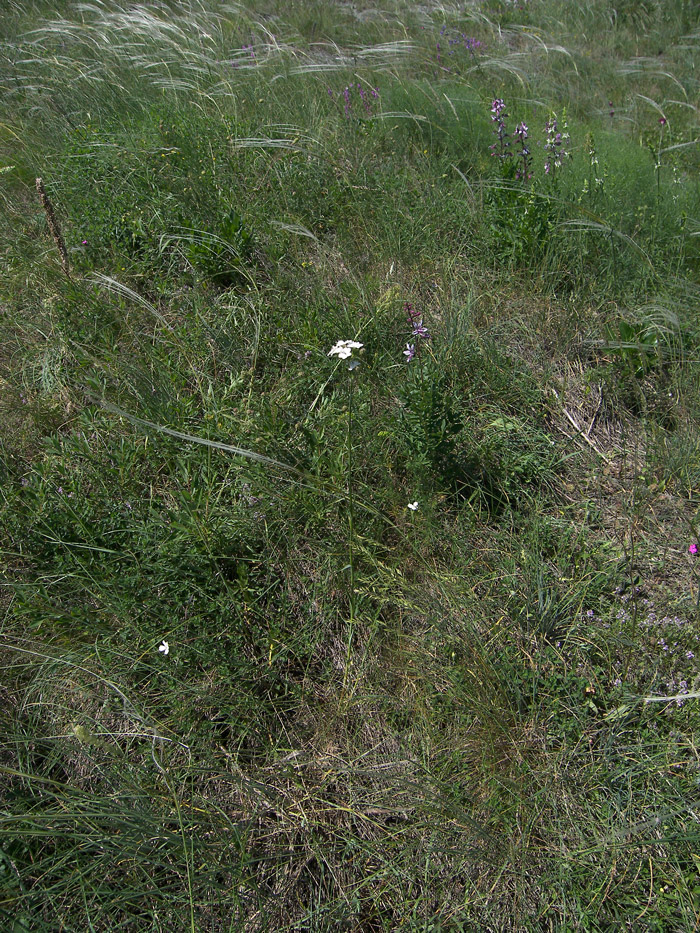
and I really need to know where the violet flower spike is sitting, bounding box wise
[514,121,532,182]
[490,98,510,160]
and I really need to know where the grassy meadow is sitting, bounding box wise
[2,0,700,929]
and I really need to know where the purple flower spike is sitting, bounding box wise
[544,112,569,178]
[513,122,532,182]
[490,98,511,160]
[333,83,379,120]
[405,302,420,322]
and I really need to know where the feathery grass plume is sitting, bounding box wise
[35,177,69,277]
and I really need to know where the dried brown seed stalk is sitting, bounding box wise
[36,177,70,277]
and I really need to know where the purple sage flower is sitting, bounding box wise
[514,122,532,182]
[334,83,379,120]
[357,85,371,114]
[402,301,431,361]
[544,113,569,177]
[490,98,511,160]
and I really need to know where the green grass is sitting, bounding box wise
[2,0,700,929]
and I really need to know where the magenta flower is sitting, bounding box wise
[689,543,698,555]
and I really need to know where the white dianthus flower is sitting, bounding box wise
[329,339,363,360]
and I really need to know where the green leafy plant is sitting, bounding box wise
[182,207,256,287]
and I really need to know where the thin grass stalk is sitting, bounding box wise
[164,772,196,933]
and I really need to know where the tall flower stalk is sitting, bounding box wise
[581,131,605,205]
[490,98,511,161]
[543,111,569,179]
[328,339,363,697]
[403,303,431,362]
[655,115,667,205]
[514,122,532,183]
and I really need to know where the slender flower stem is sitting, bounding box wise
[342,372,356,699]
[347,371,356,621]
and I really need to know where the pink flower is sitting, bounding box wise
[689,543,698,555]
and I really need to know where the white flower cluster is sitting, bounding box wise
[328,339,363,360]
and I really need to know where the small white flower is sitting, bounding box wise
[329,339,363,360]
[158,640,170,655]
[407,501,419,511]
